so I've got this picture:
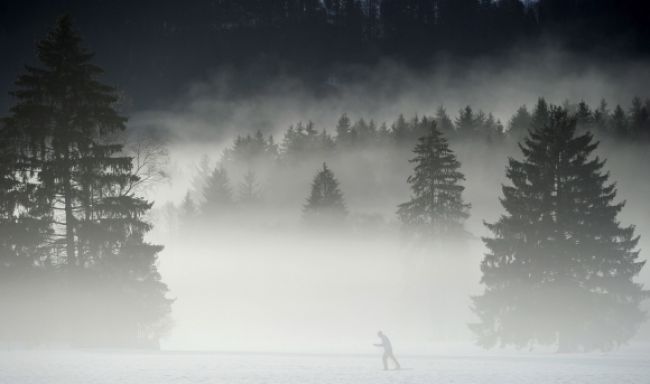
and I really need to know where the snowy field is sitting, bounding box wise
[1,351,649,384]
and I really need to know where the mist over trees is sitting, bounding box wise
[178,95,650,230]
[0,16,171,347]
[472,106,647,352]
[2,11,649,354]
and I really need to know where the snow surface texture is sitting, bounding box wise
[1,351,649,384]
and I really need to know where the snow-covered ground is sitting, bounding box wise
[1,350,649,384]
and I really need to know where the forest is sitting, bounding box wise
[1,7,649,355]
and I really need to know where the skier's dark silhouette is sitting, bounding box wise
[374,331,401,370]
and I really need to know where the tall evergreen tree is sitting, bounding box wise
[303,163,347,224]
[575,100,593,127]
[5,15,128,267]
[435,106,456,138]
[202,165,234,215]
[593,99,610,135]
[397,121,470,237]
[238,170,262,204]
[2,15,171,345]
[629,97,650,139]
[472,106,647,352]
[507,105,533,141]
[335,114,355,147]
[391,114,410,143]
[531,97,550,132]
[611,105,629,138]
[455,106,479,138]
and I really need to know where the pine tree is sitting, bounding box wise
[238,170,262,204]
[354,118,377,144]
[397,121,470,237]
[392,114,409,143]
[202,165,234,215]
[335,114,355,147]
[482,112,504,143]
[303,163,347,224]
[507,105,532,141]
[222,130,276,168]
[2,15,171,345]
[576,100,593,127]
[611,105,629,138]
[5,16,127,267]
[435,106,456,138]
[531,97,550,132]
[472,106,647,352]
[455,106,478,138]
[593,99,610,135]
[629,97,650,139]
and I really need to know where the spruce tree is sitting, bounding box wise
[435,106,455,138]
[531,97,550,132]
[472,106,647,352]
[5,16,128,267]
[202,165,234,215]
[629,97,650,139]
[576,100,593,127]
[0,122,54,342]
[303,163,347,224]
[2,16,171,345]
[238,170,262,204]
[455,106,478,138]
[335,114,355,147]
[507,106,532,141]
[611,105,629,138]
[397,121,470,237]
[392,114,409,143]
[593,99,610,135]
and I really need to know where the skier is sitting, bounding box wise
[374,331,401,370]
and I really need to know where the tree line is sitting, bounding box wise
[222,96,650,167]
[180,95,650,224]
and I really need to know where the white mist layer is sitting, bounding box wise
[133,50,650,353]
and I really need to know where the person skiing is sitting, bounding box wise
[374,331,401,370]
